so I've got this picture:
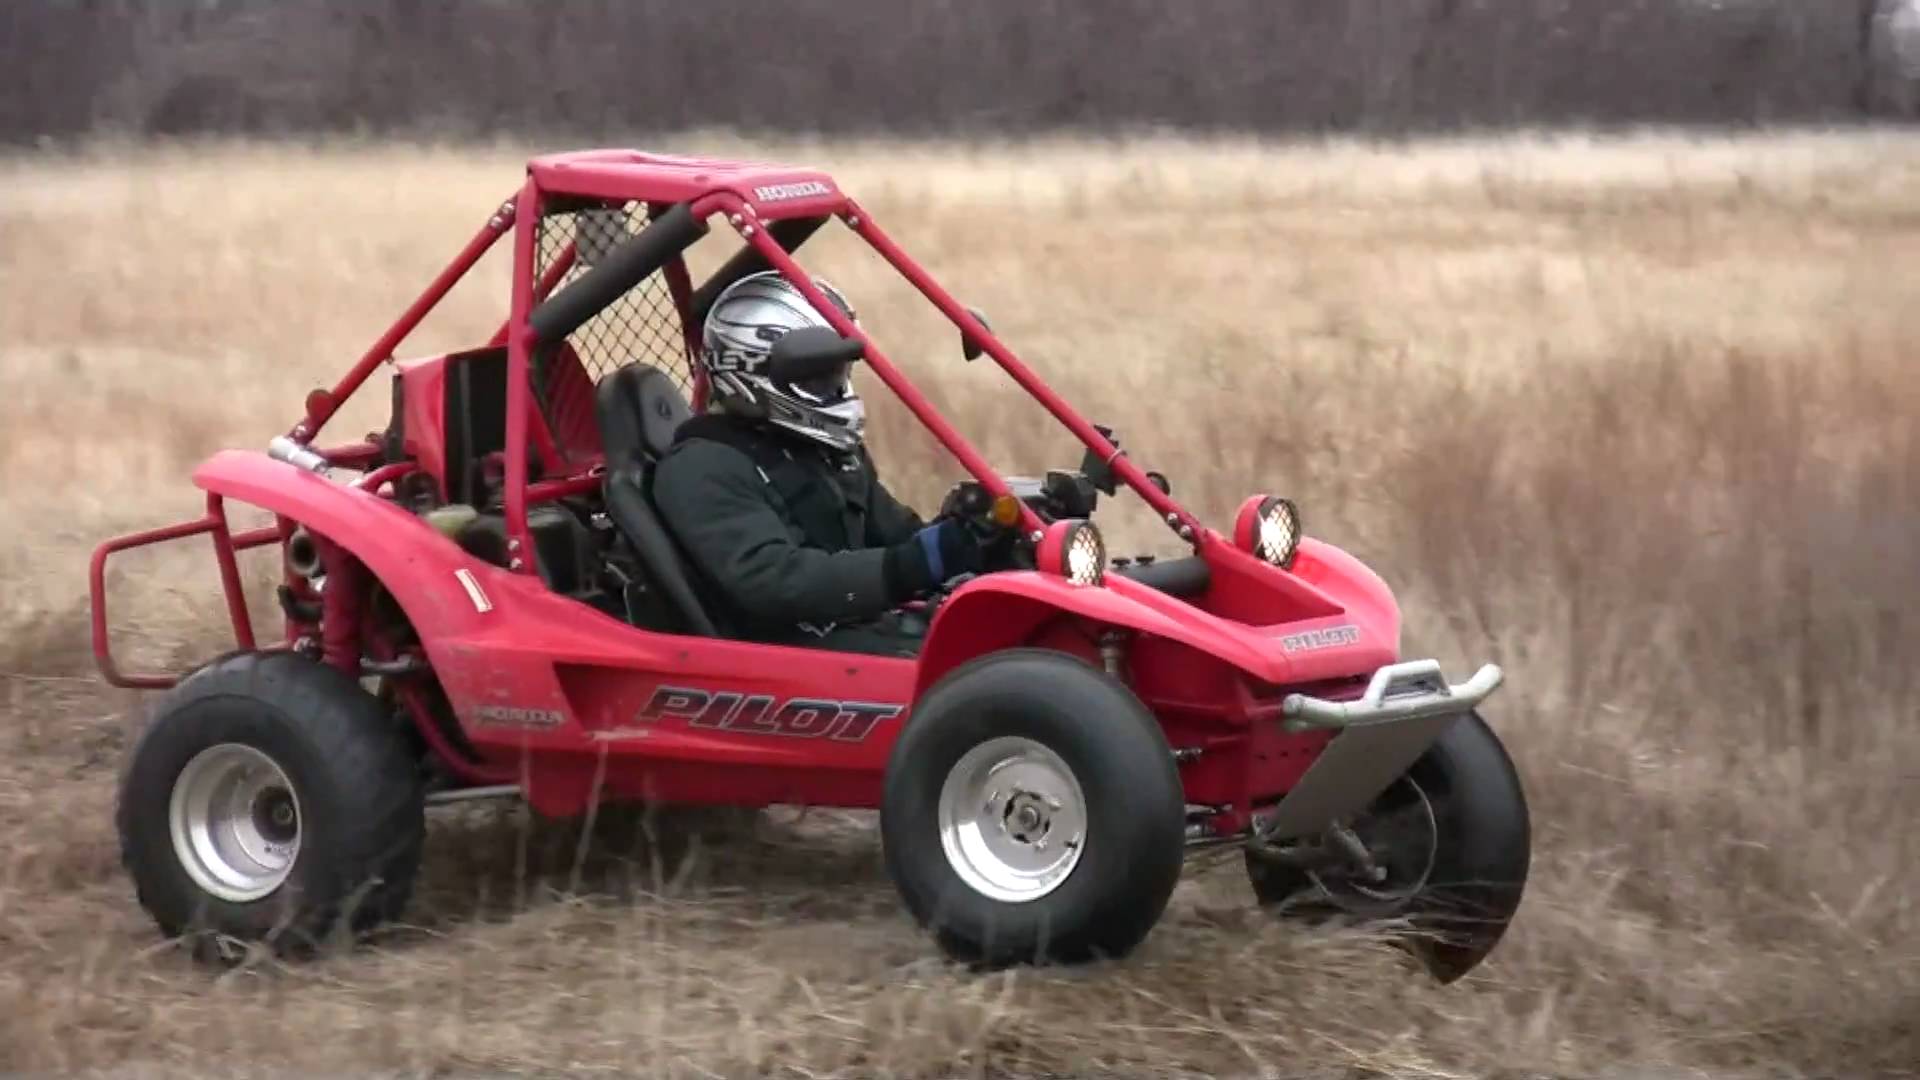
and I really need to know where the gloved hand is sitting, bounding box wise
[883,518,984,601]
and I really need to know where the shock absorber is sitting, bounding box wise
[315,535,368,677]
[1098,629,1130,679]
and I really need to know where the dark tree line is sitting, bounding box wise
[1,0,1914,144]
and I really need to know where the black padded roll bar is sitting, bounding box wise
[688,215,828,325]
[529,203,709,345]
[1113,556,1211,599]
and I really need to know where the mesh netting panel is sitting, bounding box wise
[534,201,693,394]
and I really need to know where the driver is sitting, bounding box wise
[650,271,983,656]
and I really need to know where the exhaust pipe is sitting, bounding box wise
[285,525,324,581]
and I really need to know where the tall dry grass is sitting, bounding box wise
[1,131,1917,1077]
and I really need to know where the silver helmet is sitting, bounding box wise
[701,270,864,452]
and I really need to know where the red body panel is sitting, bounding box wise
[396,345,603,502]
[396,356,451,495]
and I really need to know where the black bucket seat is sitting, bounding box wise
[594,364,720,636]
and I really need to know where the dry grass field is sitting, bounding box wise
[2,131,1918,1077]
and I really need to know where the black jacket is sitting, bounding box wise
[650,415,927,641]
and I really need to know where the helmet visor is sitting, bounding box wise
[775,362,855,406]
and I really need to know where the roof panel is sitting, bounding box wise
[527,149,846,220]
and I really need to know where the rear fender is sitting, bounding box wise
[191,450,508,658]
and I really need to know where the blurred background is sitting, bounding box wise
[5,0,1920,142]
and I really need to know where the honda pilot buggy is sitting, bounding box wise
[92,149,1531,979]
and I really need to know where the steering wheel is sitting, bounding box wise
[935,480,1033,571]
[938,480,1000,534]
[883,485,1014,631]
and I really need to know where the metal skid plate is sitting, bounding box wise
[1256,659,1503,840]
[1257,709,1461,840]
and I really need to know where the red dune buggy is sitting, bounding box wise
[91,149,1529,979]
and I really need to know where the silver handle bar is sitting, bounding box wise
[1282,659,1504,732]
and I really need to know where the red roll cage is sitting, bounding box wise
[300,149,1204,566]
[90,149,1256,688]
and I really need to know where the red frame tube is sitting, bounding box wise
[314,441,387,470]
[297,196,517,443]
[352,461,418,494]
[490,235,574,476]
[711,196,1045,536]
[394,683,517,786]
[90,494,273,689]
[660,243,707,411]
[492,241,577,347]
[685,194,1210,544]
[503,180,542,570]
[841,199,1206,543]
[493,238,575,476]
[528,473,606,502]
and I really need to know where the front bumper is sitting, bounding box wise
[1282,659,1503,732]
[1255,659,1504,840]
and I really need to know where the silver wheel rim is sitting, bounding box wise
[168,743,302,903]
[937,736,1087,903]
[1309,776,1438,905]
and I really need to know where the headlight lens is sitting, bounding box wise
[1064,523,1106,586]
[1255,497,1300,567]
[1038,519,1106,586]
[1234,494,1302,569]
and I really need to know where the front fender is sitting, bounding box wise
[1286,538,1401,653]
[915,534,1409,698]
[916,571,1289,697]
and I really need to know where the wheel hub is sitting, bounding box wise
[939,736,1087,902]
[1002,793,1052,843]
[1308,776,1439,905]
[168,743,303,903]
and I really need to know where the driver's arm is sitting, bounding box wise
[653,441,938,626]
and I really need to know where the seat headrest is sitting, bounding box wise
[596,363,692,468]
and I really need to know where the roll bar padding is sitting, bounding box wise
[1113,555,1211,599]
[687,216,828,326]
[529,202,709,345]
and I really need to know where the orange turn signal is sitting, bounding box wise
[989,493,1022,527]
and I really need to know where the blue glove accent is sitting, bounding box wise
[915,522,947,583]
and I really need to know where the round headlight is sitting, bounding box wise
[1037,519,1106,586]
[1234,494,1302,569]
